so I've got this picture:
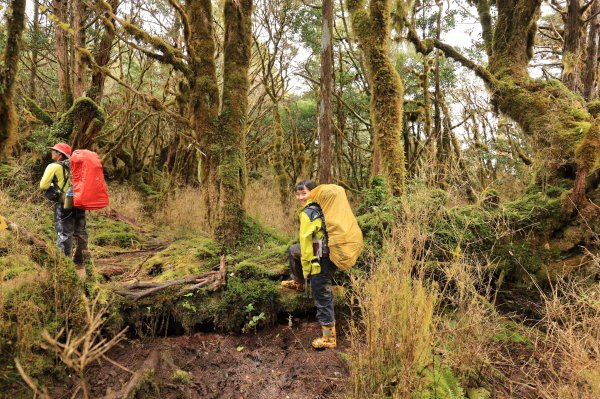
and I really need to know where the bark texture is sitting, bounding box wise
[319,0,334,184]
[53,0,73,109]
[215,0,253,246]
[0,0,27,157]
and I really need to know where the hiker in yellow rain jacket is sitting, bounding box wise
[40,143,88,265]
[281,180,338,349]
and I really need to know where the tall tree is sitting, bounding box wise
[53,0,73,109]
[319,0,334,183]
[0,0,27,157]
[347,0,406,196]
[583,0,600,101]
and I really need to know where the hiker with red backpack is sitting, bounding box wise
[40,143,109,265]
[40,143,88,265]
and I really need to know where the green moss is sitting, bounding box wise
[492,321,533,348]
[140,234,218,281]
[587,99,600,116]
[88,216,141,249]
[171,369,193,385]
[0,253,85,389]
[23,96,53,126]
[214,277,278,332]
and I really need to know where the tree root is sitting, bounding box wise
[114,256,227,301]
[104,349,160,399]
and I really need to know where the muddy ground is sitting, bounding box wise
[47,320,347,399]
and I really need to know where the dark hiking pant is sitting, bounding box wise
[310,256,337,326]
[288,244,337,326]
[288,244,304,283]
[54,202,88,263]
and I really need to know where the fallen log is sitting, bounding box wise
[114,256,227,301]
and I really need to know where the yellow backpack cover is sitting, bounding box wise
[309,184,363,270]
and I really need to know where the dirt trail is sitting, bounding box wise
[48,320,348,398]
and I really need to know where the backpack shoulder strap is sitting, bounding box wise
[303,203,329,253]
[54,161,70,193]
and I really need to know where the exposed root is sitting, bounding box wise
[104,349,160,399]
[114,255,227,301]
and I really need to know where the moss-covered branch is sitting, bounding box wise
[23,96,54,126]
[89,0,191,76]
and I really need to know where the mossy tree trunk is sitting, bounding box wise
[186,0,220,232]
[215,0,253,247]
[408,0,600,211]
[583,0,600,101]
[89,0,120,102]
[0,0,26,158]
[271,105,291,209]
[347,0,405,197]
[53,0,73,109]
[72,0,87,98]
[561,0,584,92]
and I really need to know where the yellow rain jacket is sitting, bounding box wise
[298,200,325,278]
[40,162,70,192]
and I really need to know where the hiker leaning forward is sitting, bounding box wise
[282,180,338,349]
[39,143,88,265]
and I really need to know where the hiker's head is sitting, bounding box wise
[295,180,316,205]
[49,143,72,161]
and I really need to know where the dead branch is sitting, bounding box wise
[104,349,160,399]
[14,358,51,399]
[114,255,227,301]
[2,215,51,252]
[41,293,129,399]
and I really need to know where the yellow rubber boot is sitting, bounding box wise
[312,324,336,349]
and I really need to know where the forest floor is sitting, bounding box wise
[45,216,348,399]
[48,321,348,399]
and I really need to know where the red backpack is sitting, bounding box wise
[69,150,109,210]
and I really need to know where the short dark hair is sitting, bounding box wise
[295,179,317,191]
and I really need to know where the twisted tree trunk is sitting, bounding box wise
[347,0,405,196]
[408,0,600,211]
